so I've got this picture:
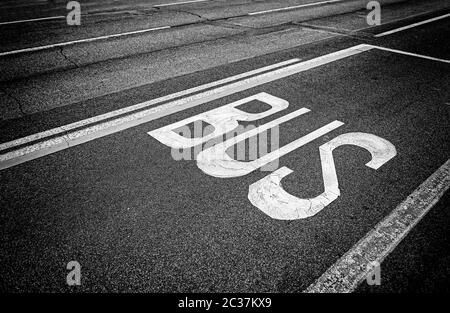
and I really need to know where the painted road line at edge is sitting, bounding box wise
[249,0,343,16]
[305,159,450,293]
[365,44,450,63]
[0,16,66,26]
[0,26,171,57]
[0,44,373,170]
[0,59,302,152]
[375,13,450,37]
[0,0,210,26]
[154,0,210,7]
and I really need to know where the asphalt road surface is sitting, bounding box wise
[0,0,449,293]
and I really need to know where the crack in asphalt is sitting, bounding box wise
[59,47,79,68]
[293,22,375,40]
[169,9,206,21]
[0,86,26,116]
[155,6,255,29]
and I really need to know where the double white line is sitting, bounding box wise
[0,58,300,170]
[0,44,373,171]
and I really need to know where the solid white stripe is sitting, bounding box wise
[0,16,65,26]
[249,0,343,16]
[365,44,450,63]
[375,13,450,37]
[154,0,210,7]
[0,26,171,57]
[305,159,450,293]
[0,59,301,152]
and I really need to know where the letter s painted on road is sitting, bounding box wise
[248,132,397,220]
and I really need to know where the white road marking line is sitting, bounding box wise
[0,2,213,26]
[364,44,450,63]
[0,15,65,26]
[375,13,450,37]
[0,59,301,152]
[305,159,450,293]
[0,26,171,57]
[154,0,210,7]
[249,0,343,16]
[0,44,372,170]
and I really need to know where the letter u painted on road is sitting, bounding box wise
[196,117,343,178]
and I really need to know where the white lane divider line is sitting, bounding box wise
[154,0,210,7]
[0,1,212,27]
[0,44,373,171]
[364,44,450,63]
[375,13,450,37]
[0,15,66,26]
[305,159,450,293]
[0,25,171,57]
[249,0,343,16]
[0,59,301,152]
